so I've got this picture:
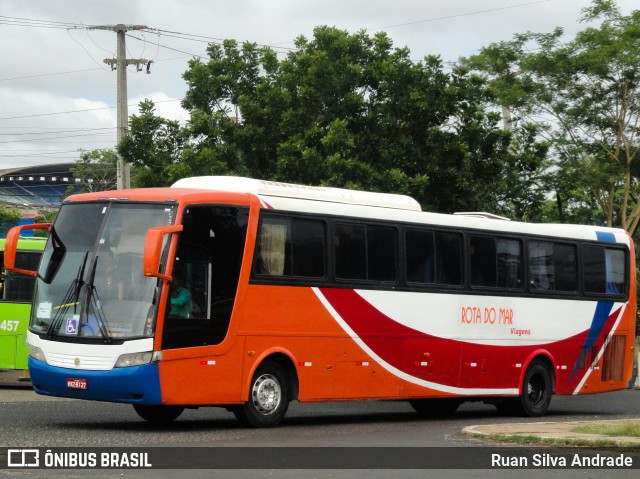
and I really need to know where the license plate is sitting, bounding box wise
[66,378,88,390]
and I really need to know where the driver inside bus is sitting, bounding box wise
[169,274,192,319]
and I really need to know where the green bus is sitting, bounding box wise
[0,236,46,382]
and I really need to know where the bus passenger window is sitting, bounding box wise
[405,230,435,284]
[528,241,552,290]
[256,216,325,278]
[334,223,396,282]
[528,241,577,292]
[554,243,577,291]
[435,232,462,286]
[583,246,626,295]
[497,238,522,289]
[470,236,496,287]
[334,224,366,280]
[258,218,288,276]
[367,226,396,282]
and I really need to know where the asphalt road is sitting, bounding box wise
[1,386,639,478]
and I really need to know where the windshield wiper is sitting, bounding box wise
[82,255,112,342]
[47,252,88,338]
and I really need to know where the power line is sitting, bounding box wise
[0,132,115,144]
[67,29,113,72]
[369,0,554,31]
[0,15,82,29]
[0,127,116,136]
[0,98,181,121]
[144,28,297,52]
[0,67,105,82]
[126,33,208,59]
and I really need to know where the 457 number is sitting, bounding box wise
[0,320,20,332]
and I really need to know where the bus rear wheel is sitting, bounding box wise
[510,359,553,417]
[233,360,289,428]
[133,404,184,423]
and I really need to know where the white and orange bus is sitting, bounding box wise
[4,176,636,427]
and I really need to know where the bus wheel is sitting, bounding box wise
[133,404,184,423]
[514,360,553,417]
[233,361,289,428]
[409,398,460,417]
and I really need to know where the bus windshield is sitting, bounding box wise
[31,202,176,340]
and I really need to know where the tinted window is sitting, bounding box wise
[334,223,366,280]
[335,223,396,282]
[583,245,626,295]
[256,216,325,278]
[406,230,435,284]
[497,238,522,289]
[470,236,522,289]
[2,252,41,301]
[528,241,577,292]
[470,236,497,287]
[435,232,462,286]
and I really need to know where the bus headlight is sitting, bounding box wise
[114,352,153,368]
[28,345,46,362]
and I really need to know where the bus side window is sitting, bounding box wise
[3,252,40,302]
[469,235,496,287]
[583,245,626,295]
[528,241,552,290]
[255,216,326,279]
[405,230,435,284]
[435,232,462,286]
[528,241,577,293]
[334,223,396,283]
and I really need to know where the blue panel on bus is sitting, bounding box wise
[28,358,162,405]
[596,231,616,243]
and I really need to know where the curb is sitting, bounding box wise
[463,419,640,446]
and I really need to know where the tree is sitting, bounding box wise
[0,205,21,238]
[118,99,184,187]
[70,150,118,193]
[466,0,640,232]
[123,27,548,215]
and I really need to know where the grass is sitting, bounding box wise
[572,422,640,438]
[484,433,640,449]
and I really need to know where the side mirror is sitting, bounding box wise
[4,224,51,277]
[143,225,183,280]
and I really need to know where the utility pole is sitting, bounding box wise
[88,24,151,189]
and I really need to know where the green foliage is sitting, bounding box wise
[0,205,22,237]
[32,209,57,238]
[466,0,640,232]
[117,99,184,187]
[70,149,118,193]
[117,26,545,215]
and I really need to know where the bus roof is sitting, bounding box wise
[64,176,630,246]
[171,176,422,212]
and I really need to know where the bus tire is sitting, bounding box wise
[133,404,184,422]
[233,360,289,428]
[409,398,460,417]
[514,359,553,417]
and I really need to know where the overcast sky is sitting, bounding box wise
[1,0,637,171]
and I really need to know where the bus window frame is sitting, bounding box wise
[251,210,330,286]
[580,242,629,300]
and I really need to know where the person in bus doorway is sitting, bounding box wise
[169,274,192,319]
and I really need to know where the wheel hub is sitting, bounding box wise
[252,374,281,415]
